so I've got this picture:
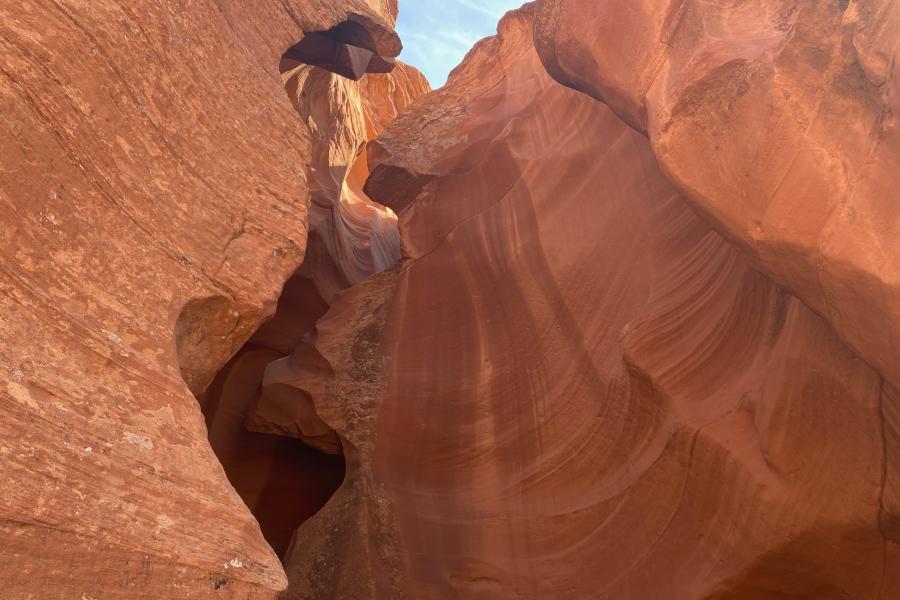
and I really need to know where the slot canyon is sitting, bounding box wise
[1,0,899,599]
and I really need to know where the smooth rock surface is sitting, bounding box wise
[299,4,898,598]
[247,58,428,597]
[534,0,900,576]
[249,60,428,451]
[3,0,898,598]
[281,59,428,301]
[533,0,900,391]
[193,49,426,599]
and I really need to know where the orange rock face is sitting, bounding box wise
[191,50,427,600]
[281,59,429,300]
[293,3,899,598]
[534,0,900,388]
[0,0,402,597]
[195,41,428,600]
[3,0,899,599]
[534,0,900,580]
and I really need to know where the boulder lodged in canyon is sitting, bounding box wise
[1,1,899,600]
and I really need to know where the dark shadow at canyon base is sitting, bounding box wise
[190,274,345,560]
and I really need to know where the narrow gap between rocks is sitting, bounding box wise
[193,273,345,560]
[180,15,402,565]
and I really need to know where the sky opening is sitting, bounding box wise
[396,1,525,87]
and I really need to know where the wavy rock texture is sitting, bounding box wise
[533,0,900,391]
[193,58,428,572]
[238,58,428,598]
[293,4,898,599]
[0,0,400,597]
[534,0,900,576]
[282,60,429,301]
[4,0,898,598]
[191,49,427,599]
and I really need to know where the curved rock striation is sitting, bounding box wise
[0,0,399,597]
[298,3,897,598]
[534,0,900,574]
[280,59,428,301]
[533,0,900,391]
[3,0,898,598]
[181,33,427,600]
[243,57,428,598]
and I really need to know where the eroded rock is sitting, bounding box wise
[295,4,897,598]
[4,0,899,598]
[534,0,900,391]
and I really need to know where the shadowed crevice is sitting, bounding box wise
[176,273,347,561]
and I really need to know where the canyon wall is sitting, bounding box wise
[2,0,899,599]
[0,0,403,597]
[199,53,429,570]
[533,0,900,576]
[532,0,900,465]
[295,2,900,598]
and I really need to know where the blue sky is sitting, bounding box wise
[396,0,524,87]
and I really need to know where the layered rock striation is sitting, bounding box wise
[3,0,900,599]
[532,0,900,419]
[196,27,429,597]
[294,2,900,598]
[533,0,900,582]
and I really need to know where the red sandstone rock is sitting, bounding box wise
[3,0,899,598]
[296,4,898,598]
[185,44,427,600]
[197,346,345,559]
[249,340,344,456]
[0,0,399,597]
[246,60,427,450]
[533,0,900,387]
[534,0,900,569]
[280,59,428,301]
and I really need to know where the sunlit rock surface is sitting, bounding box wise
[534,0,900,579]
[533,0,900,394]
[246,60,428,450]
[191,41,428,600]
[281,60,429,300]
[296,4,898,598]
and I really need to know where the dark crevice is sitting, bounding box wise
[179,273,345,561]
[175,13,403,567]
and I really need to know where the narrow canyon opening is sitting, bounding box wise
[188,273,346,560]
[174,17,409,563]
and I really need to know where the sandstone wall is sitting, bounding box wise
[0,0,400,597]
[294,3,899,598]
